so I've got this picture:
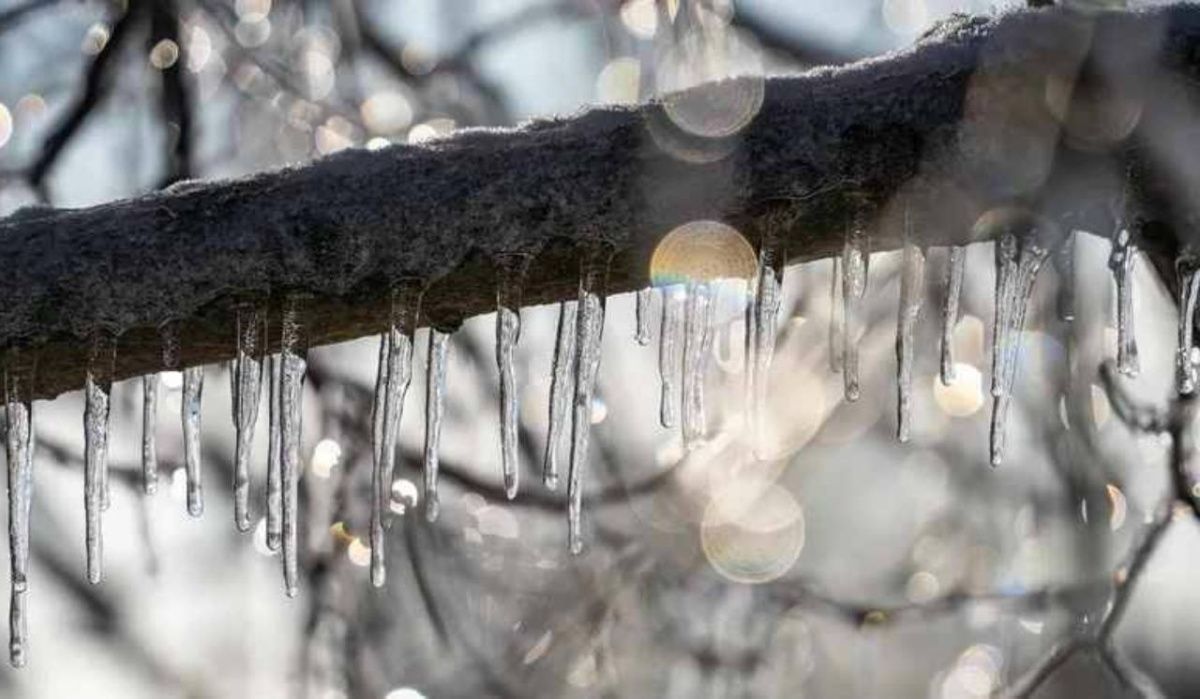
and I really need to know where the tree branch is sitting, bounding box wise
[2,6,1199,400]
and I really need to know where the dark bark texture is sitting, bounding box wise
[3,6,1200,400]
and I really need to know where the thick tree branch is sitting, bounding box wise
[2,6,1200,401]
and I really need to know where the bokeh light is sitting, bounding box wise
[933,363,985,417]
[649,220,756,287]
[701,480,805,584]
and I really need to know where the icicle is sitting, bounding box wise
[544,300,578,490]
[370,283,421,588]
[280,295,308,597]
[1053,232,1075,322]
[5,354,33,667]
[940,246,965,385]
[233,304,264,533]
[1109,225,1139,377]
[84,332,115,585]
[424,329,450,522]
[495,255,531,500]
[990,223,1054,466]
[568,248,610,554]
[842,211,870,401]
[635,288,653,346]
[896,233,925,443]
[658,285,685,428]
[181,366,204,517]
[136,379,157,504]
[829,257,844,373]
[747,236,784,452]
[682,282,714,448]
[1176,250,1200,395]
[266,353,282,552]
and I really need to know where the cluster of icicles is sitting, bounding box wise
[0,213,1161,668]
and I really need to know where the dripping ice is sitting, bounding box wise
[747,238,783,453]
[842,214,869,402]
[424,329,450,522]
[681,282,713,449]
[182,366,204,517]
[544,300,577,490]
[495,255,530,501]
[84,333,115,585]
[940,246,965,385]
[5,358,33,667]
[1109,226,1139,377]
[280,295,308,597]
[568,250,608,555]
[233,304,264,532]
[658,285,685,428]
[896,235,925,443]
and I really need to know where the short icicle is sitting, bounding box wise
[5,354,34,667]
[939,246,966,385]
[280,295,309,597]
[747,236,784,453]
[658,285,686,428]
[266,353,282,552]
[84,332,116,585]
[423,329,451,522]
[681,282,714,449]
[635,288,653,346]
[896,233,926,443]
[544,300,578,490]
[568,248,611,555]
[495,255,531,501]
[1176,249,1200,395]
[182,366,204,517]
[990,222,1055,466]
[829,256,844,373]
[371,283,421,588]
[1109,225,1140,377]
[233,303,264,532]
[842,211,870,401]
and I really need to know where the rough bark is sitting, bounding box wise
[3,5,1199,401]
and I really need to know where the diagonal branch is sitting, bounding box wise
[1,6,1199,401]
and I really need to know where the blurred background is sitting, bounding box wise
[1,0,1198,697]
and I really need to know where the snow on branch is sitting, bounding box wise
[2,5,1199,400]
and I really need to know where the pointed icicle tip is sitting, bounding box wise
[841,209,870,402]
[544,300,578,491]
[495,254,531,501]
[1109,225,1140,378]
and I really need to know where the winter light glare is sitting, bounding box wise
[701,480,804,584]
[619,0,658,39]
[310,438,342,478]
[933,363,984,417]
[657,26,764,139]
[596,58,642,105]
[389,479,419,515]
[385,689,427,699]
[649,220,756,287]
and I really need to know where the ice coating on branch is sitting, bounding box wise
[990,223,1054,466]
[842,214,869,401]
[1109,226,1139,377]
[424,329,450,522]
[496,255,530,500]
[280,296,308,597]
[141,375,158,495]
[233,304,264,533]
[84,333,115,585]
[266,353,282,552]
[5,358,33,667]
[940,246,965,385]
[682,283,714,449]
[1176,250,1200,395]
[635,288,653,346]
[747,238,784,453]
[370,284,420,588]
[568,250,609,555]
[544,300,578,490]
[829,257,844,373]
[659,285,686,428]
[896,240,925,443]
[181,366,204,517]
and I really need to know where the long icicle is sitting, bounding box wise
[896,224,926,443]
[1110,224,1140,377]
[84,332,115,585]
[266,353,282,552]
[5,354,33,667]
[1176,249,1200,395]
[280,295,308,597]
[568,248,610,554]
[990,223,1054,465]
[233,303,264,532]
[747,235,784,453]
[940,246,966,385]
[658,285,685,428]
[682,282,713,449]
[182,366,204,517]
[842,211,869,401]
[423,329,450,522]
[829,256,844,373]
[371,283,421,588]
[635,288,652,346]
[496,255,531,500]
[544,300,578,490]
[141,375,158,495]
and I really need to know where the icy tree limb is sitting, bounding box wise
[1,6,1199,400]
